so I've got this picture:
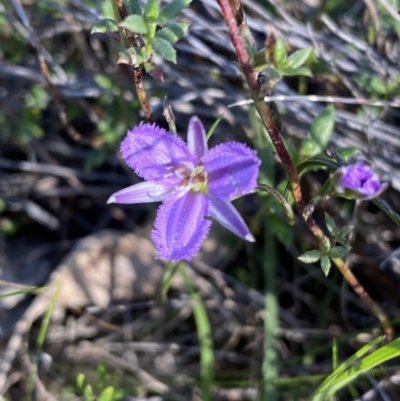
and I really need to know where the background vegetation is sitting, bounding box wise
[1,0,400,400]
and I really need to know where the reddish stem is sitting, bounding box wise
[112,0,153,121]
[217,0,393,341]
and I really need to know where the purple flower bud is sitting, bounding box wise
[333,160,388,200]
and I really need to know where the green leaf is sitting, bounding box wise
[336,146,360,161]
[76,373,86,392]
[299,138,319,158]
[0,286,43,300]
[324,212,337,235]
[338,225,352,237]
[158,0,192,24]
[124,0,144,15]
[274,37,287,67]
[145,0,160,20]
[336,237,350,248]
[151,37,176,62]
[119,14,148,34]
[83,384,94,401]
[117,47,148,65]
[286,47,313,69]
[300,104,336,158]
[372,198,400,227]
[267,214,293,248]
[370,76,388,95]
[281,66,313,77]
[328,246,350,259]
[155,22,189,44]
[91,18,119,34]
[298,249,321,263]
[206,114,224,140]
[310,105,335,150]
[99,386,115,401]
[311,336,400,401]
[320,256,331,276]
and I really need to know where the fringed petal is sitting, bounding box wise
[121,122,195,182]
[152,191,211,261]
[202,142,260,199]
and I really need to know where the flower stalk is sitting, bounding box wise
[112,0,153,121]
[217,0,393,340]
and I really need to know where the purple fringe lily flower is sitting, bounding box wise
[333,160,387,200]
[107,116,261,261]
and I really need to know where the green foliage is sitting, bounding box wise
[155,23,189,44]
[99,387,115,401]
[75,369,121,401]
[286,48,314,69]
[311,336,400,401]
[117,46,148,65]
[2,84,49,144]
[273,37,287,66]
[299,105,336,158]
[157,0,192,24]
[273,39,313,76]
[151,36,177,62]
[145,0,160,20]
[180,265,214,401]
[124,0,144,16]
[91,18,119,34]
[298,249,321,263]
[325,213,352,248]
[91,0,191,68]
[320,256,331,276]
[119,14,148,34]
[298,220,351,275]
[0,217,19,236]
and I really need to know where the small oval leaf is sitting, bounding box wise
[155,22,189,44]
[286,47,313,69]
[119,14,148,34]
[151,37,176,62]
[99,386,115,401]
[328,246,350,259]
[320,256,331,276]
[158,0,192,24]
[273,37,287,67]
[91,18,119,34]
[124,0,144,15]
[146,0,160,20]
[324,212,337,235]
[281,66,313,77]
[298,249,321,263]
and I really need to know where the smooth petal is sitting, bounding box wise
[121,122,195,182]
[107,181,172,204]
[203,142,260,199]
[152,192,211,261]
[187,116,208,160]
[333,161,386,199]
[208,194,255,242]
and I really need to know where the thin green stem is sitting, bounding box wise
[263,220,278,401]
[180,266,214,401]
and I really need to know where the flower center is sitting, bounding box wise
[174,165,208,193]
